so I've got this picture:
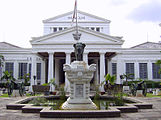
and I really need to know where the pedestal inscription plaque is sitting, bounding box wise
[75,84,83,98]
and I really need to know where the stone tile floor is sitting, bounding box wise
[0,96,161,120]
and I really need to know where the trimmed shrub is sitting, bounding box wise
[123,80,161,88]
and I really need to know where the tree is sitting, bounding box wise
[19,73,30,86]
[1,71,15,83]
[156,60,161,74]
[1,71,16,96]
[0,55,4,67]
[120,73,134,86]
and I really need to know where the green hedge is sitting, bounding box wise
[0,83,30,88]
[0,83,7,88]
[123,80,161,88]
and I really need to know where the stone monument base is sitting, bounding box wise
[61,99,97,110]
[62,61,97,110]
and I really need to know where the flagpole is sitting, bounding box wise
[76,0,78,34]
[72,0,81,41]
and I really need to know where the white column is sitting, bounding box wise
[65,52,71,92]
[48,52,54,83]
[148,61,152,80]
[135,62,139,79]
[55,59,59,86]
[99,52,105,92]
[96,59,99,85]
[41,60,46,84]
[94,59,98,85]
[29,54,37,92]
[116,59,124,84]
[48,52,54,91]
[108,59,112,75]
[14,61,18,80]
[83,52,88,64]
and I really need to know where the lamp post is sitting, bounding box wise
[120,75,124,85]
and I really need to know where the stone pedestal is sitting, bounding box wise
[61,61,97,110]
[12,90,20,97]
[123,86,130,94]
[0,90,2,96]
[156,89,160,95]
[136,90,143,97]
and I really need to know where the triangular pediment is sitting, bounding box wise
[43,10,110,23]
[31,26,124,46]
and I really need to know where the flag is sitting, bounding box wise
[72,0,77,24]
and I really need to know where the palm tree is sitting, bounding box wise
[121,73,134,86]
[1,71,15,83]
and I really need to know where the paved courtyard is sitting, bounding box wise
[0,96,161,120]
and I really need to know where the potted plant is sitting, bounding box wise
[49,78,58,95]
[101,73,116,95]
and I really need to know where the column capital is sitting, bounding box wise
[84,52,89,54]
[99,52,106,55]
[31,51,37,54]
[48,52,54,55]
[65,52,71,54]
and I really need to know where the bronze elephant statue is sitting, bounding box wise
[73,42,86,61]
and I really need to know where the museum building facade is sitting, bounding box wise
[0,11,161,91]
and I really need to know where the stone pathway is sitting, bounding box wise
[0,97,161,120]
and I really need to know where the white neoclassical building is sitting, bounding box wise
[0,11,161,92]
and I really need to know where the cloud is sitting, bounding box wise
[127,0,161,22]
[109,0,127,6]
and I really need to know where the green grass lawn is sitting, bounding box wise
[0,93,43,98]
[146,93,161,98]
[0,93,9,97]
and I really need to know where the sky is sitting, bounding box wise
[0,0,161,48]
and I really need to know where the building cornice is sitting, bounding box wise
[0,48,32,54]
[30,26,124,45]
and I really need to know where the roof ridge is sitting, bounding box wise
[131,41,161,49]
[0,42,21,48]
